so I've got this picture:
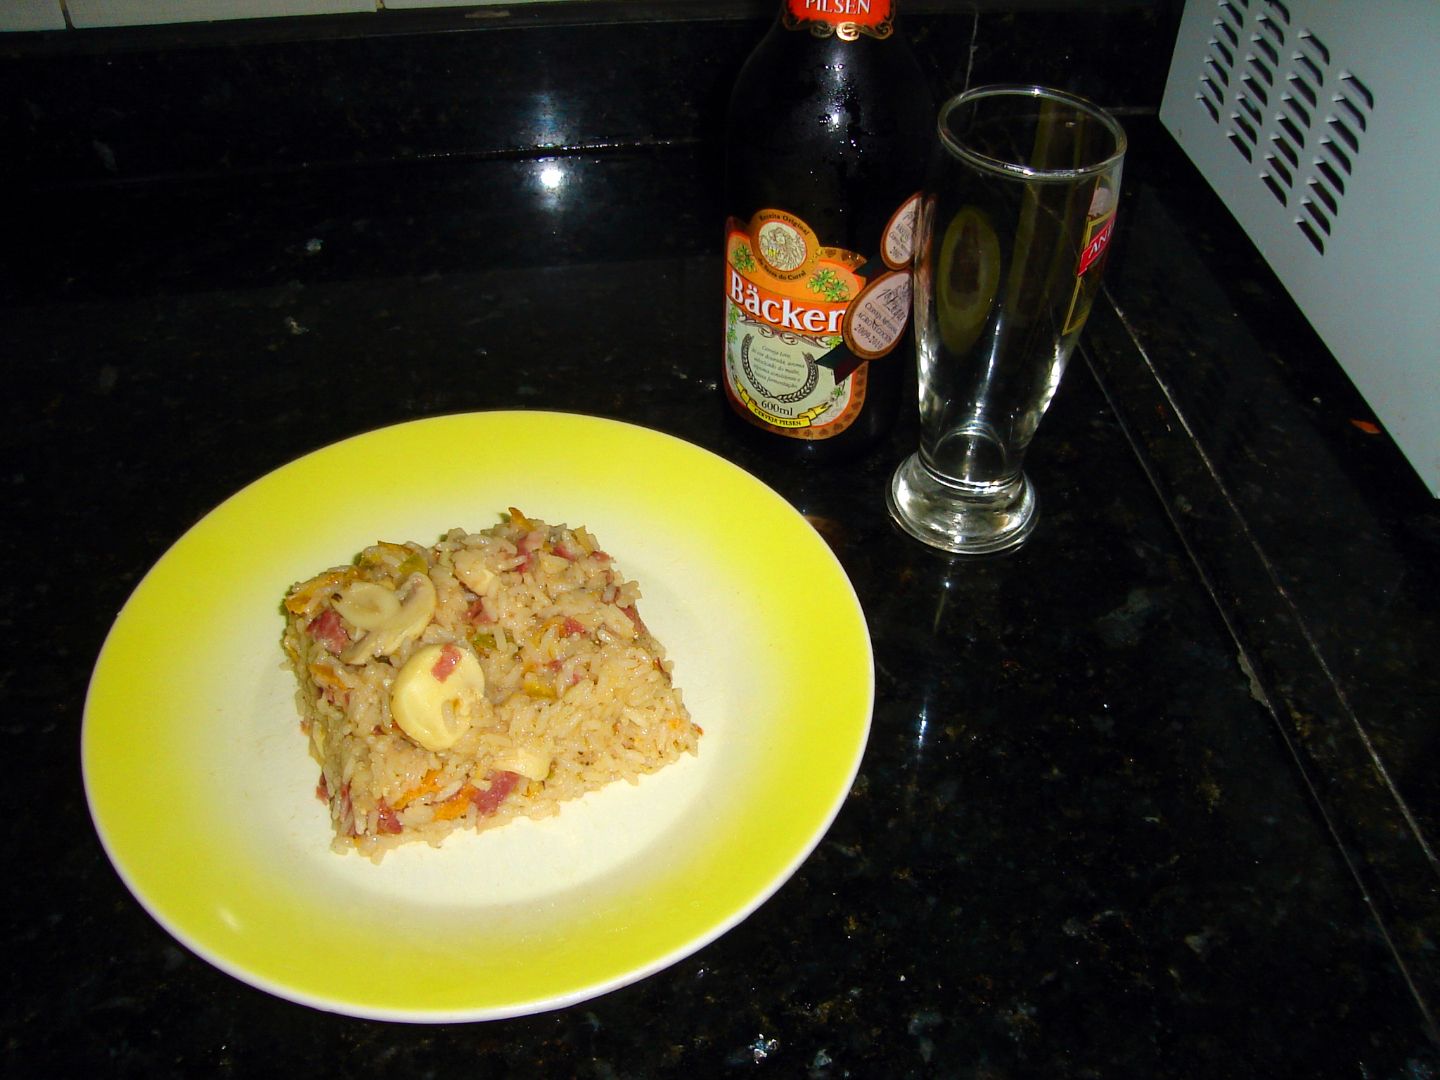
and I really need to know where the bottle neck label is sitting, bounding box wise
[783,0,894,39]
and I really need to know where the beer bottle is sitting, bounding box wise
[721,0,933,463]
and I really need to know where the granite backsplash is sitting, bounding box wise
[1,0,1180,195]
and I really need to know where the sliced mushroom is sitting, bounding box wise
[340,572,437,663]
[390,643,488,752]
[332,580,401,630]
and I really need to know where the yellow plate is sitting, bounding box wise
[82,411,873,1022]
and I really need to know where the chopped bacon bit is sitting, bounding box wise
[375,799,403,834]
[519,529,546,554]
[552,540,581,561]
[590,549,612,562]
[431,643,461,682]
[306,608,349,654]
[468,770,520,816]
[465,597,494,623]
[315,773,330,803]
[621,604,648,634]
[561,616,585,637]
[516,550,536,574]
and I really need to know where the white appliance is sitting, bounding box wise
[1160,0,1440,496]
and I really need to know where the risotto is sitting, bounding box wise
[281,508,700,861]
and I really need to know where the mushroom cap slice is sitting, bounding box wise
[390,643,487,752]
[340,572,437,664]
[333,580,402,630]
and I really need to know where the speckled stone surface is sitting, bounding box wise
[2,4,1437,1076]
[1085,122,1440,1039]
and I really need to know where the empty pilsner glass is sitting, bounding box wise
[888,85,1126,554]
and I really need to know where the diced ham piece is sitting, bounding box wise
[621,604,648,635]
[465,598,494,623]
[315,773,330,803]
[306,608,349,654]
[519,530,546,554]
[468,770,520,816]
[375,799,403,834]
[431,643,461,682]
[561,616,585,637]
[340,782,356,836]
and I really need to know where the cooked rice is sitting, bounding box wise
[281,508,700,861]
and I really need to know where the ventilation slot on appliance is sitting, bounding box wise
[1190,0,1375,256]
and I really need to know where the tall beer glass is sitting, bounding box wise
[888,86,1126,554]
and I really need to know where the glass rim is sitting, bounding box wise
[938,84,1128,182]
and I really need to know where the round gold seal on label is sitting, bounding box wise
[750,209,821,282]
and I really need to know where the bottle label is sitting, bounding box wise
[784,0,894,39]
[722,197,917,441]
[1062,182,1120,334]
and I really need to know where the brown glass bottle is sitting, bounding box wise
[721,0,933,463]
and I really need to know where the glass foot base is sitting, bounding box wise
[886,453,1038,555]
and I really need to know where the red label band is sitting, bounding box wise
[785,0,892,28]
[1077,214,1115,277]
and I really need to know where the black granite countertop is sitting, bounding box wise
[2,4,1437,1076]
